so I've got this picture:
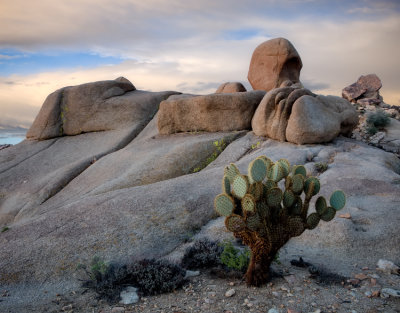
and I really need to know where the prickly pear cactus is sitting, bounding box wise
[214,156,346,286]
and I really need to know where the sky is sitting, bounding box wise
[1,0,399,128]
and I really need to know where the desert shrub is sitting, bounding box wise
[181,238,223,269]
[314,162,328,173]
[79,257,186,302]
[366,110,390,130]
[219,240,250,273]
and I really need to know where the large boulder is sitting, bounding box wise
[286,95,359,144]
[26,77,163,140]
[157,91,265,134]
[248,38,302,91]
[252,87,358,144]
[215,82,247,93]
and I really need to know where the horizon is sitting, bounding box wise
[1,0,400,128]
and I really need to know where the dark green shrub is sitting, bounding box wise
[219,241,250,273]
[314,162,328,173]
[366,110,390,129]
[181,238,223,269]
[80,257,186,302]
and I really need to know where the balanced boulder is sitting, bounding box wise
[342,74,383,105]
[248,38,302,91]
[157,91,265,134]
[215,82,247,93]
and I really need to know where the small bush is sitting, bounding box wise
[314,162,328,173]
[219,241,250,273]
[181,238,223,269]
[366,110,390,129]
[366,124,378,136]
[1,226,9,233]
[80,257,186,302]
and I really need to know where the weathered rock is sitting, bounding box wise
[248,38,302,91]
[215,82,246,93]
[1,89,179,225]
[252,87,315,141]
[26,78,172,140]
[286,95,358,144]
[342,74,382,104]
[377,259,400,274]
[157,91,265,134]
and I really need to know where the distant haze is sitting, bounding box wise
[1,0,399,128]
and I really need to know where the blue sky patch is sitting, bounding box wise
[0,49,124,76]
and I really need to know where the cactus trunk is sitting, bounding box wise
[245,248,276,286]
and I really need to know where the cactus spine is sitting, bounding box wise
[214,156,346,286]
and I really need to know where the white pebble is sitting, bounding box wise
[225,288,236,297]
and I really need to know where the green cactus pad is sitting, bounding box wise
[270,163,285,182]
[248,158,267,182]
[315,196,327,215]
[278,158,290,177]
[225,214,246,233]
[264,179,277,191]
[222,175,231,195]
[330,190,346,211]
[291,174,304,194]
[214,194,235,217]
[246,214,262,231]
[242,194,256,214]
[320,206,336,222]
[304,177,320,198]
[285,175,292,190]
[293,165,307,177]
[306,213,320,230]
[232,175,249,199]
[256,201,269,218]
[283,190,295,208]
[290,196,303,216]
[288,217,305,237]
[224,163,240,183]
[256,155,273,169]
[266,187,283,207]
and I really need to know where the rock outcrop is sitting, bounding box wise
[248,38,302,91]
[252,87,358,144]
[342,74,383,106]
[215,82,247,93]
[157,91,265,134]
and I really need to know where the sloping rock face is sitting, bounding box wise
[1,79,179,226]
[157,91,265,134]
[252,87,358,144]
[248,38,302,91]
[26,78,151,140]
[215,82,247,93]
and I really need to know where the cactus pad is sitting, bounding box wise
[249,182,263,201]
[232,175,249,199]
[225,214,246,233]
[291,174,304,194]
[222,175,231,195]
[266,187,283,207]
[248,158,267,182]
[224,163,240,183]
[304,177,320,198]
[278,158,290,177]
[283,190,295,208]
[306,213,320,229]
[256,155,273,168]
[242,194,256,214]
[214,194,235,217]
[330,190,346,211]
[270,163,285,182]
[290,196,303,215]
[315,196,327,215]
[246,214,262,231]
[293,165,307,177]
[320,206,336,222]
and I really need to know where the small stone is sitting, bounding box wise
[370,278,377,286]
[229,282,235,286]
[111,308,125,313]
[119,286,139,305]
[381,288,400,298]
[184,270,200,279]
[377,259,400,274]
[204,297,214,304]
[362,266,369,270]
[268,309,279,313]
[371,290,380,297]
[284,274,297,284]
[310,310,321,313]
[272,291,280,297]
[347,278,360,286]
[62,304,73,311]
[225,288,236,297]
[339,213,351,219]
[365,291,372,297]
[287,309,300,313]
[355,273,368,280]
